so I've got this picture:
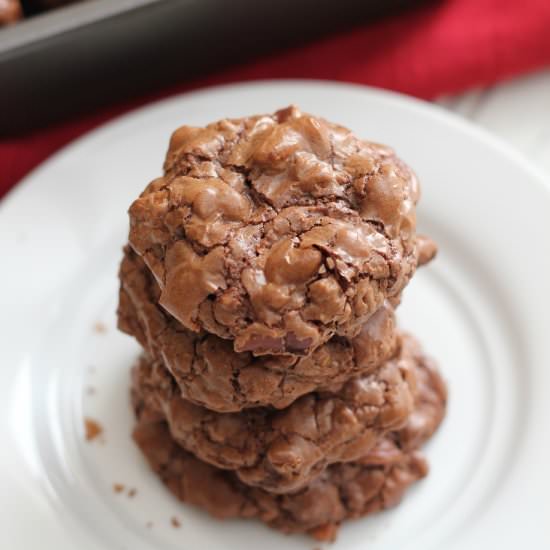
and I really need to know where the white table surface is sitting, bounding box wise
[439,69,550,178]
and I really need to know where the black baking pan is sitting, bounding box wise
[0,0,435,134]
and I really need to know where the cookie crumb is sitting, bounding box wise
[128,488,137,498]
[310,523,337,542]
[146,521,153,529]
[84,417,103,441]
[171,517,181,528]
[113,483,125,493]
[93,321,107,334]
[86,385,96,396]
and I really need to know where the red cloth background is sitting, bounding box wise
[2,0,550,200]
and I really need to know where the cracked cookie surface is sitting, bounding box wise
[132,343,446,539]
[131,333,445,494]
[118,246,398,412]
[128,106,420,356]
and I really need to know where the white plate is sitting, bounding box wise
[1,81,549,550]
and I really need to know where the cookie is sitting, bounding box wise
[134,418,427,541]
[118,246,397,412]
[128,106,422,356]
[130,334,444,494]
[132,352,445,539]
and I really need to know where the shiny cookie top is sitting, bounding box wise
[128,106,420,356]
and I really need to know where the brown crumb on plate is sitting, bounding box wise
[171,517,181,528]
[310,523,337,542]
[113,483,125,493]
[146,521,153,529]
[128,488,137,498]
[84,417,103,441]
[93,321,107,334]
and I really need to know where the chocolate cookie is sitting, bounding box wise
[131,334,443,494]
[128,106,421,356]
[134,418,426,541]
[0,0,21,25]
[119,246,398,412]
[132,354,445,540]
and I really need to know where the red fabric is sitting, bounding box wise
[2,0,550,199]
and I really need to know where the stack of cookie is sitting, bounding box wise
[117,106,447,541]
